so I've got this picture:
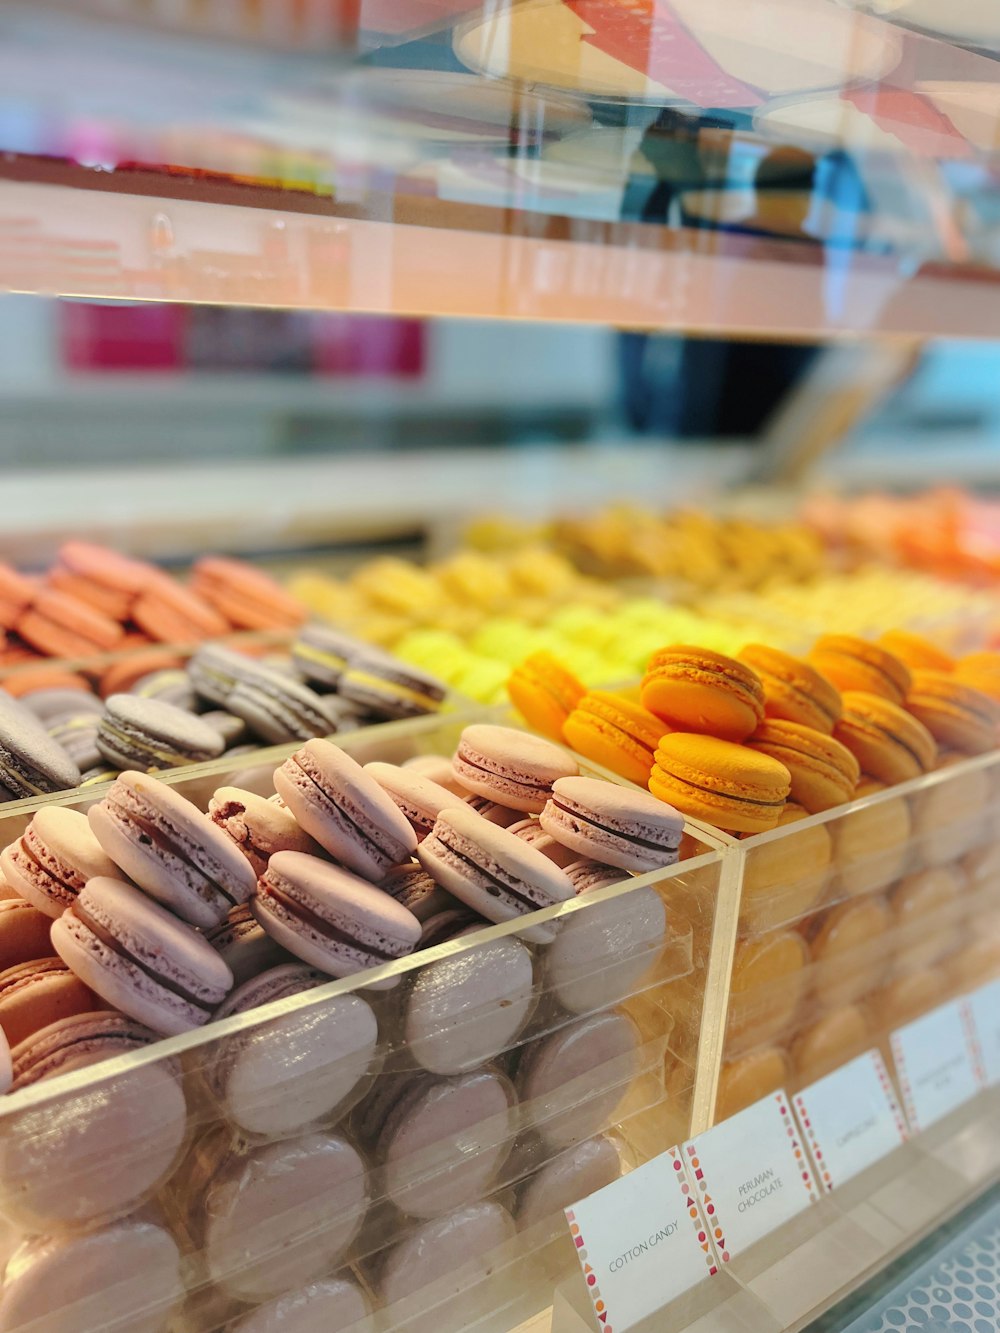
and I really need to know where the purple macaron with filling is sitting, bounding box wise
[540,776,684,873]
[274,739,417,881]
[208,785,321,878]
[51,876,233,1035]
[254,850,420,989]
[377,1201,516,1309]
[205,902,291,988]
[88,770,257,928]
[380,862,455,922]
[210,963,379,1137]
[0,806,118,918]
[452,724,578,814]
[418,806,574,944]
[364,761,466,840]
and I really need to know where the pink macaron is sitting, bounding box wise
[208,785,321,878]
[131,573,230,643]
[16,588,124,659]
[364,761,467,841]
[254,850,421,988]
[516,1136,622,1236]
[0,806,119,918]
[51,540,156,621]
[377,1201,516,1310]
[540,776,685,873]
[452,724,579,813]
[274,740,417,881]
[89,770,257,928]
[229,1277,373,1333]
[52,876,233,1035]
[418,806,574,944]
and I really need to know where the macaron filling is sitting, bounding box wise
[341,668,443,713]
[258,864,410,963]
[105,791,245,911]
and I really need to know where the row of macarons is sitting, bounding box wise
[509,630,1000,835]
[0,724,683,1073]
[0,625,452,804]
[0,543,308,669]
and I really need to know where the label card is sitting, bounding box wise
[793,1051,908,1192]
[683,1091,818,1261]
[565,1147,716,1332]
[890,999,980,1133]
[965,980,1000,1087]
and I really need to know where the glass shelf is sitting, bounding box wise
[2,0,1000,335]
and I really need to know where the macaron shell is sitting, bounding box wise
[745,720,859,813]
[737,643,842,734]
[834,691,937,785]
[378,1201,516,1309]
[230,1277,372,1333]
[0,806,120,918]
[539,774,683,872]
[906,670,1000,754]
[508,652,585,740]
[716,1049,788,1122]
[545,884,667,1014]
[0,959,100,1046]
[208,786,321,877]
[562,692,665,785]
[364,761,467,839]
[792,1005,869,1083]
[650,733,790,833]
[0,899,59,970]
[191,556,306,631]
[641,646,764,741]
[807,635,910,705]
[515,1136,621,1234]
[452,724,579,814]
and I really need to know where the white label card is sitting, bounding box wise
[891,999,981,1133]
[565,1147,716,1332]
[683,1090,818,1261]
[965,980,1000,1087]
[793,1050,908,1191]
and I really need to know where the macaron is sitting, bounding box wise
[515,1136,621,1235]
[0,1215,184,1333]
[452,724,578,814]
[562,690,666,785]
[0,563,37,630]
[50,540,154,621]
[640,645,765,741]
[508,817,580,867]
[539,775,684,872]
[101,651,190,701]
[464,793,521,826]
[339,648,447,720]
[808,634,910,705]
[274,739,417,880]
[0,806,119,918]
[910,756,989,866]
[369,1069,516,1218]
[0,1028,10,1094]
[905,670,1000,754]
[809,896,891,1008]
[45,711,103,772]
[0,1012,187,1231]
[0,690,81,798]
[831,778,912,897]
[418,807,574,944]
[205,894,289,976]
[230,1277,373,1333]
[726,930,808,1051]
[402,753,470,796]
[515,1011,639,1149]
[792,1005,870,1084]
[739,804,831,934]
[403,927,535,1075]
[834,691,936,784]
[508,651,585,741]
[52,876,233,1035]
[226,660,343,744]
[890,865,963,973]
[737,644,842,734]
[191,555,306,631]
[89,770,257,927]
[22,687,102,724]
[380,1206,517,1313]
[545,864,667,1013]
[0,899,60,970]
[0,957,98,1047]
[96,693,224,772]
[649,733,790,833]
[131,573,229,643]
[254,850,421,987]
[715,1049,788,1122]
[878,630,954,674]
[868,968,946,1032]
[186,642,251,706]
[745,719,860,812]
[291,624,369,690]
[200,1132,369,1302]
[364,761,467,840]
[955,650,1000,701]
[16,588,124,659]
[210,963,379,1137]
[380,863,455,922]
[208,785,321,878]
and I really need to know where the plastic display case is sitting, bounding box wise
[0,712,723,1333]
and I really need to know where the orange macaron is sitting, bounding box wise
[834,691,936,785]
[641,645,764,741]
[649,733,790,833]
[954,651,1000,702]
[737,643,842,734]
[878,630,954,674]
[745,719,860,813]
[905,669,1000,755]
[16,589,124,660]
[562,690,665,785]
[508,652,586,742]
[808,634,910,706]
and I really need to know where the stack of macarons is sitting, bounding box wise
[509,628,1000,838]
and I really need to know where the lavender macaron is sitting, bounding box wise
[208,785,321,878]
[205,903,291,988]
[418,807,574,944]
[364,761,466,841]
[274,739,417,881]
[230,1277,372,1333]
[89,770,257,928]
[0,806,118,918]
[339,648,447,720]
[516,1136,622,1235]
[378,1201,516,1309]
[452,724,578,814]
[254,851,421,989]
[0,690,81,799]
[210,963,379,1137]
[540,776,684,872]
[52,877,233,1035]
[96,694,224,772]
[380,863,454,922]
[0,1012,187,1232]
